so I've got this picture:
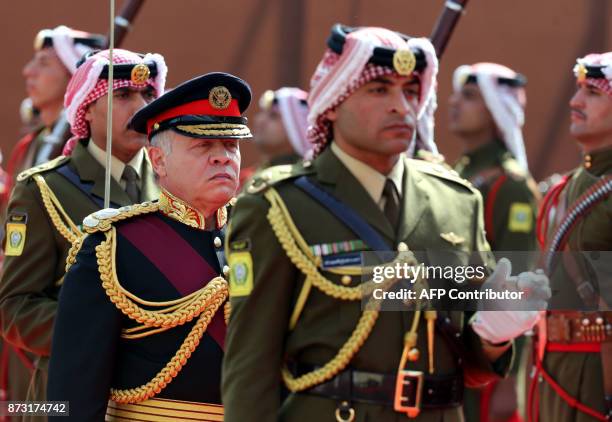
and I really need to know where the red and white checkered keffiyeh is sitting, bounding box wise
[62,48,167,155]
[574,52,612,97]
[453,62,529,171]
[307,26,439,157]
[273,87,311,158]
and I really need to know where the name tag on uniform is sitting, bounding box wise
[321,252,363,269]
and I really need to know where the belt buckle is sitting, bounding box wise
[394,370,423,418]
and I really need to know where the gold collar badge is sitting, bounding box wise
[158,189,227,230]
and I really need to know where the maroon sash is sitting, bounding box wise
[117,214,226,349]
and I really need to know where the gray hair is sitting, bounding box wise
[150,130,174,155]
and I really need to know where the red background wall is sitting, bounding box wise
[1,0,611,180]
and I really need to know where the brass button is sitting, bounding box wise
[582,318,590,326]
[341,275,352,285]
[584,155,592,169]
[214,237,222,248]
[596,317,604,325]
[222,265,230,276]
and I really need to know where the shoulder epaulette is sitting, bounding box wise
[500,156,529,181]
[415,149,447,165]
[245,161,314,195]
[407,158,475,191]
[16,155,70,182]
[82,201,159,234]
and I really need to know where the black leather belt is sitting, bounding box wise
[293,363,463,409]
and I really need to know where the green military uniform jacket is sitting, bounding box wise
[454,140,539,254]
[454,140,539,421]
[223,145,512,422]
[0,139,158,406]
[537,147,612,422]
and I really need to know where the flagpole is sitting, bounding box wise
[104,0,116,209]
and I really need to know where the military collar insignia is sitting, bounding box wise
[440,232,465,246]
[158,189,227,230]
[582,147,612,174]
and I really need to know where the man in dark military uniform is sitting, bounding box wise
[222,24,550,422]
[448,62,540,422]
[530,52,612,422]
[0,49,165,409]
[3,26,105,204]
[47,72,253,421]
[253,87,311,166]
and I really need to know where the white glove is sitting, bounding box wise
[470,258,551,344]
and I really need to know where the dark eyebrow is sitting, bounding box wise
[586,85,602,93]
[113,87,131,94]
[369,77,394,85]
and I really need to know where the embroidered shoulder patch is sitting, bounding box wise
[228,251,254,297]
[5,212,28,256]
[508,202,533,232]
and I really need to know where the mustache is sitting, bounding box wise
[383,115,417,128]
[570,108,587,119]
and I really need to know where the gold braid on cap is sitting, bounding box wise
[262,187,427,392]
[176,124,251,137]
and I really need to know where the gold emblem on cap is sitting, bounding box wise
[209,86,232,110]
[576,63,587,83]
[131,63,150,85]
[392,49,416,76]
[33,30,47,51]
[259,90,275,110]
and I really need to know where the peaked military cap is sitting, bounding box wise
[129,72,253,140]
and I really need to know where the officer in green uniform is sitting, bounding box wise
[449,63,539,254]
[448,62,540,421]
[223,24,549,422]
[531,52,612,422]
[0,28,104,409]
[3,26,105,202]
[0,49,165,408]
